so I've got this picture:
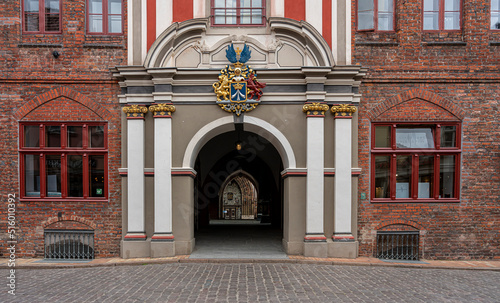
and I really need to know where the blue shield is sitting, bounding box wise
[230,81,247,103]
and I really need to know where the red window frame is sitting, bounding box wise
[211,0,266,26]
[87,0,124,35]
[492,0,500,30]
[356,0,396,32]
[22,0,62,34]
[370,122,461,203]
[19,122,108,202]
[422,0,462,32]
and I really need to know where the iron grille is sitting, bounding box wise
[44,229,94,260]
[376,231,419,260]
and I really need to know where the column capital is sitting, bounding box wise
[123,104,148,119]
[149,103,176,118]
[302,102,329,117]
[330,104,357,118]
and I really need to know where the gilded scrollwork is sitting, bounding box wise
[149,103,176,117]
[122,104,148,118]
[302,103,329,116]
[330,104,357,117]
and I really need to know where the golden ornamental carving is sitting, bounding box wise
[330,104,357,117]
[122,104,148,118]
[149,103,176,117]
[213,44,266,116]
[302,103,329,116]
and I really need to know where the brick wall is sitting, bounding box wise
[0,1,126,258]
[353,0,500,259]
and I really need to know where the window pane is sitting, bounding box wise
[251,9,262,23]
[25,154,40,197]
[358,11,374,30]
[493,0,500,10]
[374,156,390,198]
[424,12,439,30]
[226,9,237,24]
[226,0,237,8]
[90,0,103,14]
[89,155,105,197]
[46,126,61,147]
[67,126,83,148]
[491,12,500,30]
[25,0,39,12]
[378,12,393,30]
[89,126,105,148]
[25,14,40,31]
[445,0,460,11]
[46,155,61,197]
[424,0,439,10]
[440,126,457,147]
[418,156,434,198]
[252,0,262,6]
[25,125,40,147]
[444,12,460,30]
[108,15,122,33]
[241,9,251,24]
[45,0,59,13]
[45,14,60,31]
[440,155,455,198]
[109,0,122,14]
[396,128,434,148]
[240,0,251,7]
[68,155,83,197]
[375,126,391,147]
[214,9,225,24]
[396,156,411,198]
[378,0,393,11]
[214,0,225,7]
[89,15,103,32]
[358,0,374,11]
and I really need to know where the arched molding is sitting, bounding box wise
[145,17,334,68]
[182,116,297,169]
[42,215,96,230]
[368,88,465,121]
[218,169,260,198]
[375,220,424,232]
[14,87,113,121]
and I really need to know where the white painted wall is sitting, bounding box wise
[334,117,352,234]
[306,116,324,235]
[154,117,173,234]
[127,119,145,233]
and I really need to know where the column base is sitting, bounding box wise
[282,238,304,255]
[174,238,195,255]
[304,241,328,258]
[151,241,175,258]
[121,239,151,259]
[328,239,358,259]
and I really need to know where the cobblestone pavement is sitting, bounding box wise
[1,263,499,302]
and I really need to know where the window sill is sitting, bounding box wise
[82,43,125,49]
[371,198,460,203]
[355,42,398,47]
[18,43,63,48]
[422,41,467,46]
[20,198,109,203]
[489,42,500,46]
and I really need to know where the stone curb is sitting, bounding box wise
[1,258,499,272]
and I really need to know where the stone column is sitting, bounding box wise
[149,103,176,257]
[122,104,149,258]
[330,104,358,258]
[302,102,329,257]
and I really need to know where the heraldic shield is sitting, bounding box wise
[213,43,266,116]
[230,81,247,103]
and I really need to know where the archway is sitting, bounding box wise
[190,128,286,258]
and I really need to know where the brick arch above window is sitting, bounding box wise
[14,87,113,121]
[42,215,96,230]
[375,220,424,232]
[367,88,465,121]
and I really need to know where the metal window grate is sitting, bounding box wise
[376,231,419,260]
[44,229,94,260]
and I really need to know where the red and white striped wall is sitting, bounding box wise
[128,0,351,66]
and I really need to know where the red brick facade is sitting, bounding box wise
[0,1,126,257]
[353,0,500,259]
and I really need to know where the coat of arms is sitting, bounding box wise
[213,44,266,116]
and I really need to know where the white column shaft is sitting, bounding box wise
[154,118,173,233]
[306,0,323,35]
[306,117,324,234]
[127,119,145,233]
[334,118,352,234]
